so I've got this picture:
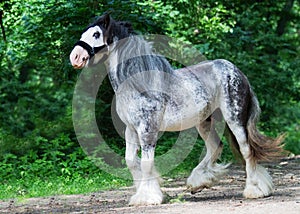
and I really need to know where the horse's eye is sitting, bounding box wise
[93,31,100,39]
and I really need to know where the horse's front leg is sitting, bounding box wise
[125,127,142,189]
[129,131,163,206]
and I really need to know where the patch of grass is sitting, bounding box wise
[169,193,185,203]
[0,173,129,200]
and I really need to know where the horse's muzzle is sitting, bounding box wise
[70,46,89,69]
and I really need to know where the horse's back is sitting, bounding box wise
[169,59,251,127]
[176,59,250,93]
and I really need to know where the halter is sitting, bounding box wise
[74,40,107,58]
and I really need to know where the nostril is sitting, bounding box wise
[82,57,87,61]
[75,54,78,60]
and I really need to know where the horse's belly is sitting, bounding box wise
[160,103,210,131]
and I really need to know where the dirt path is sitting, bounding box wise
[1,157,299,214]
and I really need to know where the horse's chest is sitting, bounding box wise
[115,92,165,127]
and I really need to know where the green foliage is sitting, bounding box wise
[0,134,128,199]
[0,0,299,199]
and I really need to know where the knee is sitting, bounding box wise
[126,158,137,170]
[141,159,154,175]
[239,144,251,158]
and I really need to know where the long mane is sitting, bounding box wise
[101,17,174,92]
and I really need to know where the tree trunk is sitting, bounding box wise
[0,10,6,42]
[276,0,295,36]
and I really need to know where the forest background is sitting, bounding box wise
[0,0,299,199]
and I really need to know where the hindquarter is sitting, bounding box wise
[214,59,251,125]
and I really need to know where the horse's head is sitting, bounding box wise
[70,14,112,69]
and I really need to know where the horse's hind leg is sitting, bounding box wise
[217,61,277,198]
[220,86,273,198]
[224,121,274,198]
[187,116,229,194]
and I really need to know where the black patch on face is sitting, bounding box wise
[93,31,100,39]
[82,14,135,48]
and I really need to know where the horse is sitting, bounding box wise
[70,14,284,205]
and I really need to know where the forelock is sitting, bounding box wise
[82,24,104,35]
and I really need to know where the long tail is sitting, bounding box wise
[247,88,285,162]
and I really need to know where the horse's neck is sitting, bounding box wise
[107,36,174,93]
[107,48,121,92]
[107,36,151,91]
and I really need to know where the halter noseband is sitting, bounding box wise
[74,40,107,58]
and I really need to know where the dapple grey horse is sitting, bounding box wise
[70,14,283,205]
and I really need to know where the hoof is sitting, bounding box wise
[243,184,272,199]
[129,191,163,206]
[188,185,209,195]
[187,173,212,195]
[187,163,229,195]
[243,164,273,199]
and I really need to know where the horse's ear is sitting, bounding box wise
[103,13,111,30]
[102,14,113,45]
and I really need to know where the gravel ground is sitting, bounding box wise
[0,157,299,214]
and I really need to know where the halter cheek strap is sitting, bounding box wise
[74,40,107,58]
